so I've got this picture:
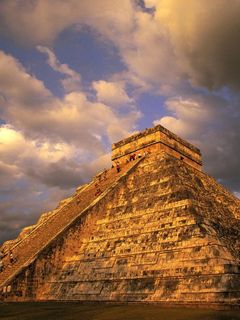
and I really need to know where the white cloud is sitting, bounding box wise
[0,50,52,108]
[154,97,218,137]
[0,0,135,45]
[0,124,109,244]
[0,0,178,94]
[0,50,140,149]
[92,80,132,107]
[2,0,240,92]
[37,45,81,92]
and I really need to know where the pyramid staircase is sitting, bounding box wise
[0,157,144,290]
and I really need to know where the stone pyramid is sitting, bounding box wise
[0,125,239,309]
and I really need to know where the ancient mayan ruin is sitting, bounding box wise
[0,124,240,308]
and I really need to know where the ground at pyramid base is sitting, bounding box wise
[0,125,239,309]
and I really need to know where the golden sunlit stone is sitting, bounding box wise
[0,125,239,309]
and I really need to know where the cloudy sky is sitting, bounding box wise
[0,0,240,244]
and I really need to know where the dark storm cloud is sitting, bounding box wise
[25,158,86,189]
[0,177,74,245]
[201,111,240,191]
[153,0,240,90]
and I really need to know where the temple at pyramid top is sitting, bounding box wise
[112,124,202,170]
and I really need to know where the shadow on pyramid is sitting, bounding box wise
[0,125,239,309]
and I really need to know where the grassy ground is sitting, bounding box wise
[0,303,240,320]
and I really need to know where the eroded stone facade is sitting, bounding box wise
[0,125,239,309]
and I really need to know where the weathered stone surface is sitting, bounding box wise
[0,125,239,309]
